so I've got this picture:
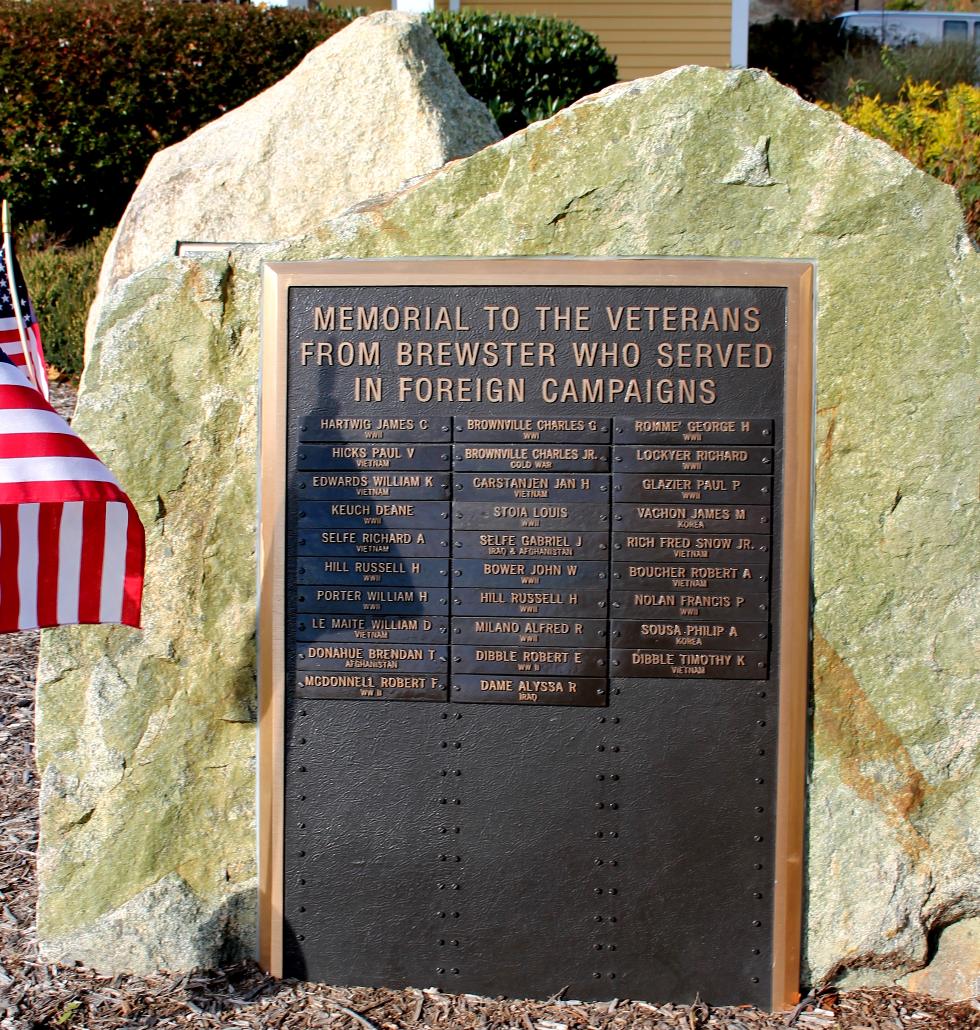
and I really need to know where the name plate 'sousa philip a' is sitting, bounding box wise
[259,258,814,1010]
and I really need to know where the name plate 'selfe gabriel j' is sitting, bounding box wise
[258,258,815,1010]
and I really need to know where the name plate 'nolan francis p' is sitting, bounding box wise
[258,259,814,1009]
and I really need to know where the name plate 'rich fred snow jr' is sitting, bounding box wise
[259,259,814,1011]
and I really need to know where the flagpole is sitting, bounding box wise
[1,199,41,392]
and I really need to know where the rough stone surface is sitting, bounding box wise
[39,65,978,987]
[901,917,980,1002]
[83,11,499,362]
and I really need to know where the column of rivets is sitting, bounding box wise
[435,710,464,980]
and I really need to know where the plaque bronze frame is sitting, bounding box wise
[258,257,814,1010]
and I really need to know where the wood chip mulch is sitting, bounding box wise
[1,385,977,1030]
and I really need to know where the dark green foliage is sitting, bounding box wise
[423,9,617,136]
[749,16,876,100]
[0,0,351,243]
[19,225,113,378]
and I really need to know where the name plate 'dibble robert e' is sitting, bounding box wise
[258,258,814,1012]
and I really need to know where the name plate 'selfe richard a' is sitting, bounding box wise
[259,259,815,1011]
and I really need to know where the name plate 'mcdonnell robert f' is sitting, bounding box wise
[259,258,814,1011]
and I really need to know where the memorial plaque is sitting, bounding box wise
[259,258,814,1010]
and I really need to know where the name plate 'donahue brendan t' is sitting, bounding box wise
[259,259,814,1010]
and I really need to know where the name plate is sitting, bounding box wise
[298,443,452,471]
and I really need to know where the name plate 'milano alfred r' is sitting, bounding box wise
[259,259,814,1010]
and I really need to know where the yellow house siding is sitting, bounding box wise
[457,0,733,79]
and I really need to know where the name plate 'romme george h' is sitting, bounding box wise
[258,258,815,1010]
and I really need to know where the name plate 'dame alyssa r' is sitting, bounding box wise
[259,258,814,1008]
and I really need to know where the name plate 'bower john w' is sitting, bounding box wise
[258,259,814,1009]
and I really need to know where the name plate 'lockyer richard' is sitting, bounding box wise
[259,258,814,1011]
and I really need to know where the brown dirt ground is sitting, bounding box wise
[1,386,977,1030]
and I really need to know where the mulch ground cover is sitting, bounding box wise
[1,386,977,1030]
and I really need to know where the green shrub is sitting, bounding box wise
[0,0,352,243]
[749,16,876,100]
[18,226,113,378]
[424,10,617,135]
[819,41,980,106]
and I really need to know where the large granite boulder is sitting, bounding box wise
[82,10,499,363]
[39,65,978,992]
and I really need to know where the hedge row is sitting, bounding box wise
[18,225,113,378]
[1,1,616,243]
[423,10,616,136]
[0,1,351,242]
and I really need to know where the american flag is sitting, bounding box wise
[0,349,144,632]
[1,244,48,399]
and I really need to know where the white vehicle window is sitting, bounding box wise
[943,20,968,40]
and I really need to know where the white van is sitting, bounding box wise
[833,10,980,46]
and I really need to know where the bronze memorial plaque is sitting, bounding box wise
[259,258,814,1010]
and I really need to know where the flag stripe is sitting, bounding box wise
[0,506,20,631]
[0,478,128,505]
[37,502,62,628]
[0,455,119,486]
[100,503,129,624]
[78,503,105,623]
[56,502,83,626]
[0,382,54,408]
[0,409,75,437]
[122,500,144,628]
[16,503,39,629]
[0,433,97,459]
